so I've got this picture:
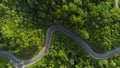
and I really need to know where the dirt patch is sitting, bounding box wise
[18,47,38,59]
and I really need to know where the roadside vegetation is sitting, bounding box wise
[0,0,120,68]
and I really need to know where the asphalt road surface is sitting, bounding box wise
[0,25,120,68]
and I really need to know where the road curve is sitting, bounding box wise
[0,25,120,68]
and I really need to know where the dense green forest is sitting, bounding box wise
[0,0,120,68]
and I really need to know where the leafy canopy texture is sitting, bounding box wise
[0,0,120,68]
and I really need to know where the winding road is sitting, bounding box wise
[0,25,120,68]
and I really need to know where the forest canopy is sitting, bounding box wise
[0,0,120,68]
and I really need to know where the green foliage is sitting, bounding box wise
[0,56,14,68]
[0,0,120,68]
